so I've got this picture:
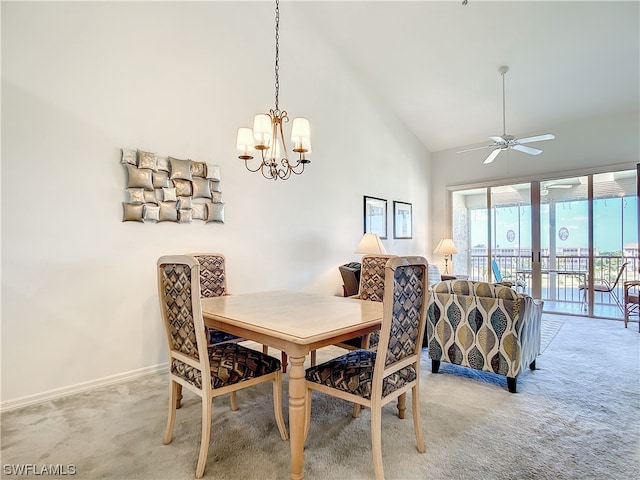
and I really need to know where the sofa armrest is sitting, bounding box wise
[518,296,543,372]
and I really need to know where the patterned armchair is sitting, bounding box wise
[426,280,543,393]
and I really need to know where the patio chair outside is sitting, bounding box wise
[578,262,627,313]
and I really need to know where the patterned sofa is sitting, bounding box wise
[426,280,543,393]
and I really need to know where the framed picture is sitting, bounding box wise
[363,196,387,239]
[393,201,412,239]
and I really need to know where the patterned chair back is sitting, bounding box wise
[187,253,227,298]
[157,255,210,389]
[375,257,429,385]
[358,254,397,302]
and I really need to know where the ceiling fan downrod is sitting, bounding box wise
[500,65,508,137]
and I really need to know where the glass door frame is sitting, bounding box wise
[447,165,638,319]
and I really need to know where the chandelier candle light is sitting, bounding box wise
[236,0,311,181]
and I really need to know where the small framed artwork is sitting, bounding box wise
[393,201,412,239]
[363,196,387,239]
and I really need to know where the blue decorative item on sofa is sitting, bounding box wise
[426,280,543,393]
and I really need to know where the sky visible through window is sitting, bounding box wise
[471,196,638,253]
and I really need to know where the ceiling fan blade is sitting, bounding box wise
[512,144,542,155]
[483,148,502,164]
[547,184,573,189]
[517,133,555,144]
[457,145,494,153]
[489,136,506,143]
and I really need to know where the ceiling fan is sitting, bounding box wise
[540,183,572,196]
[458,66,555,164]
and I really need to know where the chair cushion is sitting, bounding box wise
[305,350,416,400]
[171,343,281,390]
[208,329,240,345]
[340,336,365,349]
[340,330,380,350]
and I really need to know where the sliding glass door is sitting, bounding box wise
[490,183,531,290]
[450,167,638,320]
[590,171,638,317]
[539,176,588,314]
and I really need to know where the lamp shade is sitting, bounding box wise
[291,117,310,139]
[253,114,272,149]
[236,127,254,152]
[434,238,458,255]
[291,117,310,152]
[355,233,387,254]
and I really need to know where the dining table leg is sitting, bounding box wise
[288,353,307,480]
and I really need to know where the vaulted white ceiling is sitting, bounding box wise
[296,1,639,153]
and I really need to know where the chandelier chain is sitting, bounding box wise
[274,0,280,113]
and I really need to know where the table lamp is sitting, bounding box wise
[355,233,387,254]
[433,238,457,274]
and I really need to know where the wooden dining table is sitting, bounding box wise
[200,290,384,480]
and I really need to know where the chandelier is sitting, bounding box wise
[235,0,311,181]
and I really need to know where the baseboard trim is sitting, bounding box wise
[0,363,169,413]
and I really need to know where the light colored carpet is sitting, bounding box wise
[540,318,563,353]
[2,314,639,480]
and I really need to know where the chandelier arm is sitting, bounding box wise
[277,112,290,162]
[290,162,305,175]
[271,163,281,180]
[244,158,266,174]
[261,162,276,180]
[278,165,293,181]
[290,161,304,175]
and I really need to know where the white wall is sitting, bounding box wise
[1,2,430,405]
[429,110,640,270]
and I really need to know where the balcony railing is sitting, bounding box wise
[467,254,639,317]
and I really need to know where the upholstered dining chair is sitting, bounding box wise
[171,253,243,410]
[336,254,398,350]
[188,252,288,375]
[331,254,398,417]
[304,256,429,480]
[277,254,397,378]
[157,255,288,479]
[187,253,240,345]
